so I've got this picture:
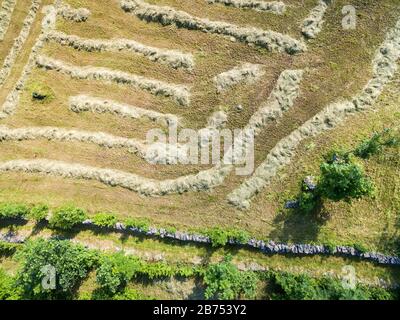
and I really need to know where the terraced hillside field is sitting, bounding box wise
[0,0,400,301]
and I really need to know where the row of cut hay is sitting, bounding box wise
[0,0,17,41]
[224,69,303,164]
[35,55,191,106]
[213,63,265,93]
[301,0,329,39]
[69,94,180,127]
[0,125,188,164]
[120,0,306,54]
[0,158,232,195]
[0,0,41,87]
[228,18,400,209]
[56,0,90,22]
[0,4,56,120]
[206,0,285,14]
[45,30,194,70]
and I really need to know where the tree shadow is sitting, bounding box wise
[268,206,329,243]
[0,218,27,228]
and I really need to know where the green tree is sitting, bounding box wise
[318,158,374,201]
[16,239,97,299]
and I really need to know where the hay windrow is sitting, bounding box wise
[228,18,400,209]
[120,0,306,54]
[0,0,41,87]
[301,0,329,39]
[206,0,285,14]
[0,4,57,120]
[0,124,189,163]
[35,55,191,106]
[69,94,180,127]
[0,0,17,41]
[57,1,90,22]
[224,69,303,164]
[45,30,194,70]
[0,159,232,196]
[214,63,265,93]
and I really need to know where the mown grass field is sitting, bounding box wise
[0,0,399,299]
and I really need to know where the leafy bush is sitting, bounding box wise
[203,255,257,300]
[16,239,97,299]
[0,269,22,300]
[268,272,319,300]
[28,204,49,222]
[229,229,251,244]
[266,271,394,300]
[352,243,368,254]
[0,203,29,219]
[96,253,142,294]
[92,213,117,228]
[318,158,374,201]
[49,206,88,230]
[206,228,251,247]
[124,217,150,232]
[28,81,55,104]
[298,191,320,215]
[206,228,229,247]
[142,262,175,279]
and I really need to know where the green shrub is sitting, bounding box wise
[28,81,55,104]
[353,243,368,253]
[229,229,251,244]
[0,269,22,300]
[16,239,97,299]
[206,228,229,247]
[323,242,336,254]
[124,217,150,232]
[28,204,49,222]
[203,255,257,300]
[49,206,87,230]
[318,158,374,202]
[269,272,319,300]
[143,262,175,279]
[176,265,195,278]
[205,228,251,247]
[266,271,394,300]
[298,191,320,214]
[92,213,117,228]
[96,252,142,294]
[0,203,29,219]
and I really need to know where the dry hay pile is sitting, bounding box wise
[0,0,17,41]
[35,55,191,106]
[120,0,306,54]
[45,30,194,70]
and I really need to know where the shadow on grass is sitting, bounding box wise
[268,205,330,244]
